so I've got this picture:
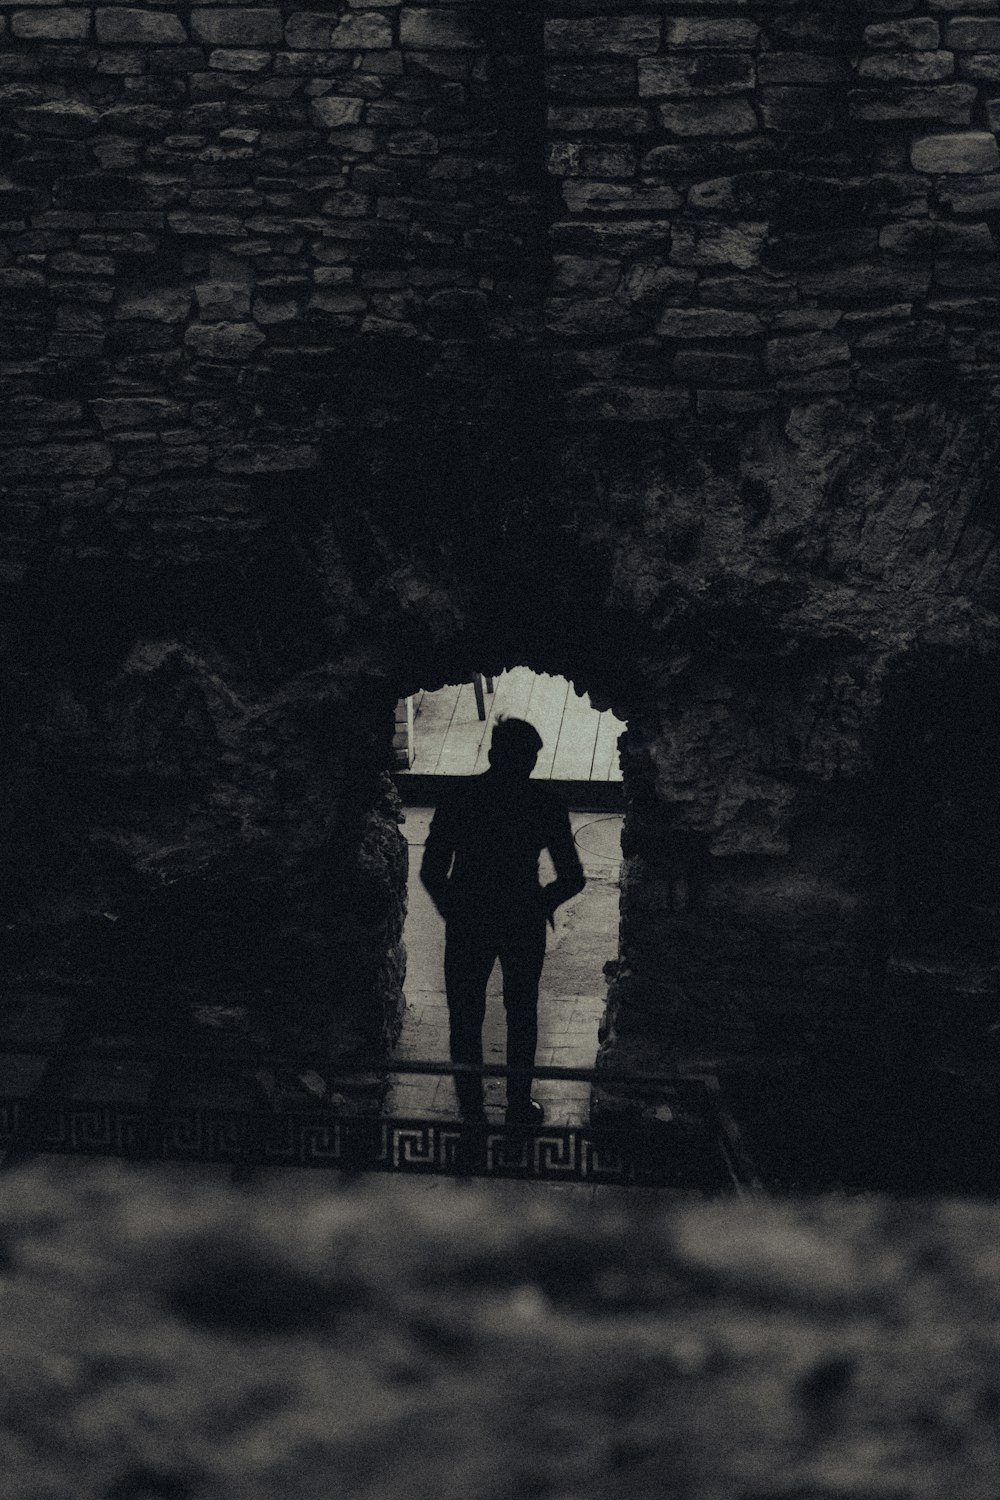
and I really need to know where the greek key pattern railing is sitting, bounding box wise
[0,1102,725,1188]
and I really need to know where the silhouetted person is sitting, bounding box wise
[420,716,585,1125]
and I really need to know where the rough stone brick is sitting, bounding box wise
[95,9,187,45]
[857,51,955,83]
[658,98,757,137]
[311,95,365,128]
[545,297,637,338]
[696,389,776,416]
[764,332,850,376]
[564,384,689,422]
[167,211,244,236]
[657,308,763,338]
[209,49,271,72]
[958,52,1000,80]
[664,20,759,50]
[947,17,1000,49]
[544,17,661,57]
[638,54,755,99]
[618,263,697,304]
[12,10,92,41]
[936,175,1000,213]
[928,0,997,10]
[757,55,848,86]
[864,20,941,50]
[561,181,680,215]
[911,131,1000,173]
[400,8,481,52]
[799,264,932,302]
[184,321,267,359]
[548,106,651,135]
[548,143,637,180]
[91,397,187,430]
[671,222,767,269]
[116,287,192,321]
[16,99,99,135]
[849,84,976,124]
[190,9,283,48]
[759,88,837,133]
[672,349,759,385]
[545,62,636,101]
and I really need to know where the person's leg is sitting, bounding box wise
[443,917,497,1116]
[499,915,547,1118]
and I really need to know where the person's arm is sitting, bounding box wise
[419,798,458,920]
[540,803,585,927]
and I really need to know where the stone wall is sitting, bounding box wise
[0,2,997,1076]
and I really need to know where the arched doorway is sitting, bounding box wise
[388,667,626,1127]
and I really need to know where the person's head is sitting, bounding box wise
[488,716,542,778]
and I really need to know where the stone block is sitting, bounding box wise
[400,8,480,52]
[696,389,777,417]
[544,17,661,57]
[194,282,253,320]
[311,95,364,128]
[849,84,976,125]
[563,384,689,422]
[958,53,1000,81]
[91,397,187,431]
[799,264,932,302]
[658,98,758,137]
[619,263,697,305]
[929,0,997,10]
[657,308,763,339]
[209,49,271,72]
[95,9,187,45]
[764,332,850,376]
[545,62,636,101]
[167,211,244,236]
[664,20,759,50]
[12,10,91,41]
[562,181,680,216]
[638,53,755,99]
[549,106,651,136]
[759,88,837,133]
[184,321,266,359]
[547,143,637,180]
[936,175,1000,213]
[190,9,283,48]
[672,350,759,385]
[857,51,954,82]
[864,20,941,50]
[947,17,1000,49]
[670,222,767,270]
[16,99,99,135]
[116,287,192,322]
[911,131,1000,173]
[545,298,637,338]
[756,54,848,86]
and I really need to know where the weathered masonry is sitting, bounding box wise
[1,2,998,1090]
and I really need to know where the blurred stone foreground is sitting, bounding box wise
[2,1163,999,1499]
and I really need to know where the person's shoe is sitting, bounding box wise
[505,1098,545,1127]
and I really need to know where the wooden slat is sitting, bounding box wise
[527,673,570,779]
[551,683,601,781]
[592,709,625,781]
[410,682,461,774]
[434,681,491,775]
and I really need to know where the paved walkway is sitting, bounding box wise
[386,808,624,1127]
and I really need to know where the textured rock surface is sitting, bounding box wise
[0,1,997,1079]
[1,1162,1000,1497]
